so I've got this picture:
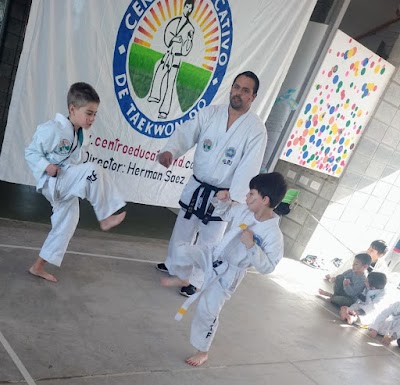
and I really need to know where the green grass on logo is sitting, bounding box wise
[129,43,212,113]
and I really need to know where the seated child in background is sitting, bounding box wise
[339,272,388,325]
[368,301,400,347]
[318,253,372,307]
[325,240,388,282]
[160,172,287,366]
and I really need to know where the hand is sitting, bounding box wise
[368,329,378,338]
[240,229,254,249]
[158,151,173,168]
[324,274,331,281]
[343,278,351,286]
[216,190,230,201]
[46,164,60,177]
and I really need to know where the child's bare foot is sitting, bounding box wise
[29,266,57,282]
[346,314,356,324]
[28,257,57,282]
[318,288,332,297]
[185,351,208,366]
[160,277,189,287]
[339,306,348,321]
[100,211,126,231]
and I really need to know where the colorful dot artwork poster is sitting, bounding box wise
[280,30,395,177]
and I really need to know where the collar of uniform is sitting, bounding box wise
[55,113,74,132]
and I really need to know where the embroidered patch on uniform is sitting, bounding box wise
[203,139,213,152]
[57,139,72,155]
[225,147,236,158]
[253,234,262,247]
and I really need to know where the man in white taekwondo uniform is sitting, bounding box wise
[25,82,126,282]
[156,71,267,296]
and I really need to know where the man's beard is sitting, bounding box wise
[230,95,242,110]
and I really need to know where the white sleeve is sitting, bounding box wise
[159,109,208,159]
[25,126,54,179]
[371,302,400,331]
[212,198,243,223]
[247,229,284,275]
[229,128,267,203]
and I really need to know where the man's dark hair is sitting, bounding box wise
[249,172,287,208]
[233,71,260,94]
[370,240,388,255]
[367,272,387,289]
[67,82,100,108]
[184,0,195,8]
[354,253,372,266]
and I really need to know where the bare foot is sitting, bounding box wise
[29,266,57,283]
[339,306,348,321]
[318,288,332,297]
[185,351,208,366]
[100,211,126,231]
[346,314,357,325]
[160,277,189,287]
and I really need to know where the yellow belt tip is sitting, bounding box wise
[177,307,187,315]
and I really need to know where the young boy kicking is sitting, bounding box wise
[318,253,371,307]
[25,82,126,282]
[161,172,287,366]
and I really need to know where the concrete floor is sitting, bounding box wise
[1,182,400,384]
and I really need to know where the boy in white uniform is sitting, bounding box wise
[25,82,126,282]
[156,71,267,296]
[368,301,400,347]
[339,272,388,325]
[161,172,287,366]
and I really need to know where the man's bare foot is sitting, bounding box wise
[160,277,189,287]
[100,211,126,231]
[318,288,332,297]
[185,351,208,366]
[29,266,57,283]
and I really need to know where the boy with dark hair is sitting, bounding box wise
[161,172,287,366]
[339,271,388,325]
[25,82,126,282]
[319,253,371,306]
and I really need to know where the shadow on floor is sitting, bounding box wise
[0,181,176,240]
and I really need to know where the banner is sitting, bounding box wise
[0,0,316,207]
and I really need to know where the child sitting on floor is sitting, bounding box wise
[318,253,371,307]
[368,301,400,347]
[339,271,388,325]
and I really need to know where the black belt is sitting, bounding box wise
[179,175,228,225]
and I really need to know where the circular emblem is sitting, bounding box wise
[57,139,72,155]
[203,138,213,152]
[225,147,236,158]
[113,0,233,139]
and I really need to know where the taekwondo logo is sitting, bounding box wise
[57,139,72,155]
[113,0,233,139]
[225,147,236,158]
[203,138,213,152]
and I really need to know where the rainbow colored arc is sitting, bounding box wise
[133,0,220,72]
